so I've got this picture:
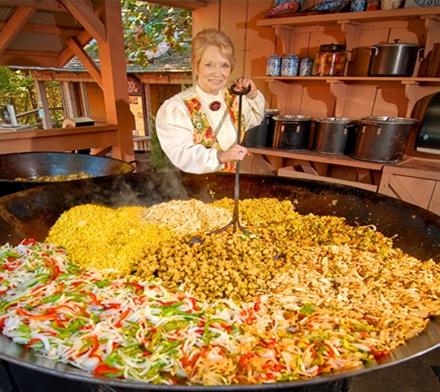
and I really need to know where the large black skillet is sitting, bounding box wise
[0,171,439,391]
[0,151,135,197]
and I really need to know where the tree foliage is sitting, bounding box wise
[122,0,191,65]
[0,68,38,126]
[87,1,192,66]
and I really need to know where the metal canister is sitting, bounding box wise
[299,57,314,76]
[281,55,299,76]
[266,55,282,77]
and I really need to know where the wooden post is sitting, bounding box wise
[97,0,134,160]
[61,81,79,119]
[34,80,52,129]
[79,82,90,117]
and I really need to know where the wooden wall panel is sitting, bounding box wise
[372,85,406,117]
[343,85,378,118]
[86,83,106,122]
[192,0,273,104]
[149,84,182,116]
[300,83,335,117]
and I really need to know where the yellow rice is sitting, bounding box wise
[46,204,175,274]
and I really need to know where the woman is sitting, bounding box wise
[155,28,265,174]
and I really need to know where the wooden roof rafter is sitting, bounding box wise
[0,6,35,57]
[0,0,70,13]
[66,37,102,87]
[61,0,105,44]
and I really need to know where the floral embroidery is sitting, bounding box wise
[183,90,240,173]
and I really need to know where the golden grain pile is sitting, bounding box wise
[46,204,174,273]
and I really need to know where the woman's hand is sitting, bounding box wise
[233,77,258,99]
[217,144,250,163]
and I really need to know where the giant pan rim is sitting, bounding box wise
[0,171,439,390]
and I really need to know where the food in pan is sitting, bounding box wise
[0,198,439,385]
[14,171,93,182]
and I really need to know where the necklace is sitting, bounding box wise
[209,101,221,111]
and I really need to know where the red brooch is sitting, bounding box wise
[209,101,221,111]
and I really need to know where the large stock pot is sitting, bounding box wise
[0,171,439,391]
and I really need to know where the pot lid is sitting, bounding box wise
[319,43,346,52]
[361,116,418,125]
[375,39,419,48]
[316,117,353,124]
[264,108,280,115]
[273,114,312,122]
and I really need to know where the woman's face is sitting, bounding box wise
[196,45,231,95]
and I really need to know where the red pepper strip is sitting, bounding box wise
[0,316,6,331]
[16,308,56,320]
[0,290,7,296]
[86,292,102,306]
[157,300,175,306]
[188,297,199,311]
[115,308,131,328]
[21,238,37,246]
[259,338,277,348]
[3,263,20,271]
[254,300,261,312]
[88,335,100,357]
[125,282,143,294]
[371,349,389,360]
[324,343,336,358]
[238,352,255,368]
[181,352,200,368]
[24,338,42,349]
[93,363,122,378]
[104,303,121,310]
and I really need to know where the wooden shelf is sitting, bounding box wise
[257,6,440,28]
[0,124,118,154]
[255,76,440,84]
[247,147,386,170]
[278,167,378,192]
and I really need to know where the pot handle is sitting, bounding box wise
[418,47,425,61]
[361,122,383,136]
[369,46,379,56]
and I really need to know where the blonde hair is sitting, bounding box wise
[192,29,236,78]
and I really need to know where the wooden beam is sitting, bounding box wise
[0,1,69,13]
[0,21,83,36]
[0,6,35,57]
[148,0,207,10]
[79,82,90,117]
[57,2,103,67]
[67,37,102,88]
[61,0,106,43]
[57,29,92,67]
[0,49,59,66]
[98,0,134,161]
[61,81,78,119]
[34,80,53,129]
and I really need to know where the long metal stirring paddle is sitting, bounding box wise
[189,84,253,245]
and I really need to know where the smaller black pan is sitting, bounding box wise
[0,151,135,196]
